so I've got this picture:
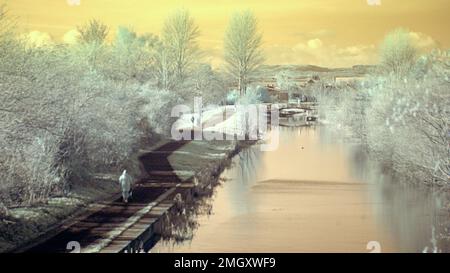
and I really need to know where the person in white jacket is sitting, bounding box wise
[119,170,133,203]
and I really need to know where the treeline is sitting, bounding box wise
[0,6,264,208]
[317,29,449,188]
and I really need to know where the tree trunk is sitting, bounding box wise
[238,76,242,96]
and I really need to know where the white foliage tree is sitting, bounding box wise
[379,28,418,77]
[103,26,157,82]
[224,10,264,95]
[77,19,109,45]
[157,9,200,88]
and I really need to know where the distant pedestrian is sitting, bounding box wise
[119,170,133,203]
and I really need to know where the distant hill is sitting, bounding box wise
[221,63,378,88]
[259,64,332,73]
[258,64,376,74]
[249,64,377,86]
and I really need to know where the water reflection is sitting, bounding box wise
[152,126,449,253]
[356,162,448,252]
[318,128,449,252]
[226,148,263,216]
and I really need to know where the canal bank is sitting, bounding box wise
[8,137,254,253]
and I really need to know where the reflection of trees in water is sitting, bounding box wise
[158,190,216,244]
[277,125,318,144]
[236,147,262,185]
[157,167,224,245]
[376,176,449,252]
[320,126,449,252]
[154,144,261,249]
[347,144,370,179]
[347,141,450,252]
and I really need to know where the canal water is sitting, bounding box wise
[152,126,448,253]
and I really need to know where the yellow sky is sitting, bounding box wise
[7,0,450,67]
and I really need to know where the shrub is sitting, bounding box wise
[318,50,449,186]
[0,37,151,205]
[0,12,226,207]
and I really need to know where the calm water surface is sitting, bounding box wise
[152,126,448,253]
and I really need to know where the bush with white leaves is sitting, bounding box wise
[0,27,182,206]
[318,50,449,186]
